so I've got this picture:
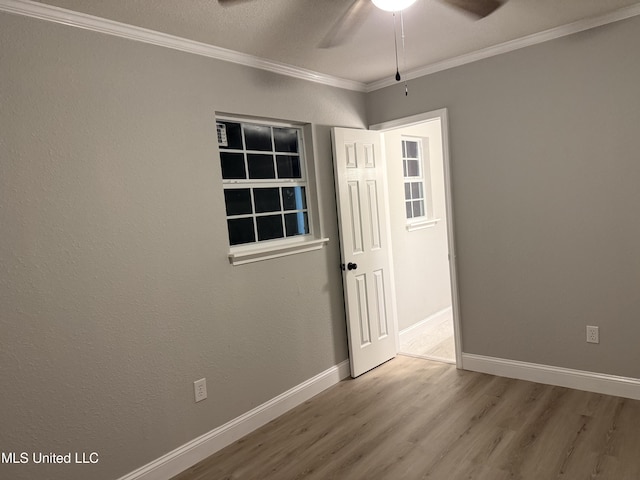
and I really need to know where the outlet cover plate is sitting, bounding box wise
[586,325,599,344]
[194,378,207,402]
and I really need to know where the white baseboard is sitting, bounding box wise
[462,353,640,400]
[117,360,351,480]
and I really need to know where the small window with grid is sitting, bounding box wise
[217,119,311,248]
[402,139,426,220]
[401,137,437,231]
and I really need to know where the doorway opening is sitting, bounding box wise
[371,109,460,366]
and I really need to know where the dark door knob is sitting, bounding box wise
[347,262,358,271]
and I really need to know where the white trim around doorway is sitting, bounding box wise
[370,109,463,369]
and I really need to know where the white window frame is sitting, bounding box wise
[216,114,328,265]
[401,136,439,231]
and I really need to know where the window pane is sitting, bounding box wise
[217,118,310,250]
[406,201,413,219]
[220,152,246,179]
[218,121,243,150]
[274,128,299,153]
[285,212,309,237]
[413,200,425,217]
[411,182,423,199]
[247,154,275,179]
[405,141,419,159]
[254,188,281,213]
[404,183,411,200]
[402,141,407,158]
[227,218,255,245]
[276,155,301,178]
[407,160,420,177]
[244,124,272,151]
[224,189,252,216]
[282,186,307,211]
[256,215,284,241]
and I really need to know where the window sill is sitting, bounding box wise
[228,237,330,266]
[406,218,440,232]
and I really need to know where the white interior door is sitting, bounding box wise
[332,127,397,378]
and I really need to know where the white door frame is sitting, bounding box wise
[369,108,462,369]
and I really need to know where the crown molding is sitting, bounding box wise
[3,0,640,94]
[0,0,368,92]
[365,3,640,92]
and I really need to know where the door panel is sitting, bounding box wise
[367,180,382,249]
[332,127,397,377]
[373,269,389,339]
[347,181,364,254]
[355,274,371,346]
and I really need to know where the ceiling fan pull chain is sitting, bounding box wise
[400,10,408,96]
[393,12,401,82]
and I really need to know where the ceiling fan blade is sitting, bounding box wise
[318,0,373,49]
[441,0,504,18]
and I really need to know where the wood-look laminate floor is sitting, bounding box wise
[171,355,640,480]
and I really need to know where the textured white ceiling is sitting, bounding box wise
[31,0,640,84]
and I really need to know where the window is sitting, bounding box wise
[401,137,438,230]
[217,116,327,264]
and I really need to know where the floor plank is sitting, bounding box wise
[171,356,640,480]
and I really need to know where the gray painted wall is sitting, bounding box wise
[368,16,640,378]
[0,12,366,480]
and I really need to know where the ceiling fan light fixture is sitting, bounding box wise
[371,0,416,12]
[372,0,418,12]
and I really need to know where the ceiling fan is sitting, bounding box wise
[218,0,505,49]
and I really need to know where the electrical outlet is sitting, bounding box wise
[194,378,207,402]
[586,326,599,344]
